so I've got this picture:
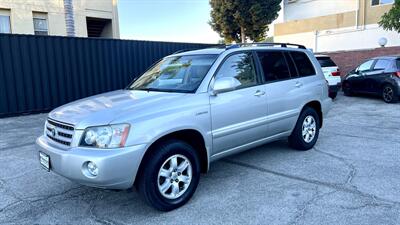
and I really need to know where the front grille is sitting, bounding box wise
[45,118,75,146]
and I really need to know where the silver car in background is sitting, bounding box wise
[37,43,332,211]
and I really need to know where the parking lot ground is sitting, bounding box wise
[1,93,400,225]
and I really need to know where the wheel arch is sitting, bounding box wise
[134,129,209,186]
[380,81,396,90]
[301,101,323,128]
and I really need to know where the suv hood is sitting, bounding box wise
[48,90,187,129]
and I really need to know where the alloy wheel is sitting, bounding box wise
[302,115,316,143]
[383,86,394,102]
[157,154,192,200]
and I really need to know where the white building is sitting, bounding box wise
[273,0,399,52]
[0,0,119,38]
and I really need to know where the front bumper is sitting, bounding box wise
[36,135,146,189]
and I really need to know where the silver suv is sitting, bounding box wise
[37,43,332,211]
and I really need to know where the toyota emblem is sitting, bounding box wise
[51,127,57,137]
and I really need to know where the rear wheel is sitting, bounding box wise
[343,82,353,96]
[382,84,398,103]
[136,139,200,211]
[288,107,320,151]
[329,91,338,99]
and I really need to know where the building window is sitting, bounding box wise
[372,0,394,6]
[86,17,113,38]
[33,12,48,35]
[0,9,11,33]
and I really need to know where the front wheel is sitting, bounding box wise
[288,107,320,151]
[136,139,200,211]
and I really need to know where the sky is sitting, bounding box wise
[117,0,221,43]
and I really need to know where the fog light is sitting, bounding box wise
[87,161,98,176]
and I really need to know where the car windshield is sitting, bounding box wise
[128,54,218,93]
[317,57,337,67]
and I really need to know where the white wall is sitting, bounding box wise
[275,31,316,50]
[275,24,400,52]
[316,24,400,52]
[284,0,357,21]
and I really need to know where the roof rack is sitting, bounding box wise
[172,49,194,54]
[225,42,306,50]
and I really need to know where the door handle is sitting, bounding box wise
[295,82,303,88]
[254,90,266,97]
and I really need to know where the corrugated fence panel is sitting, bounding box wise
[0,34,214,117]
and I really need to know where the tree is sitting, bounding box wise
[379,0,400,33]
[209,0,281,43]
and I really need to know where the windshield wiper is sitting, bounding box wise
[135,87,163,92]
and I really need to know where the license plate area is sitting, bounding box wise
[39,152,50,171]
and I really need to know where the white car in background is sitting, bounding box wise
[315,55,341,99]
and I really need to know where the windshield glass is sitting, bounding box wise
[129,54,218,93]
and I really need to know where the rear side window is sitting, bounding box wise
[373,59,391,70]
[290,51,316,77]
[257,51,291,82]
[316,57,337,67]
[284,52,298,77]
[397,59,400,69]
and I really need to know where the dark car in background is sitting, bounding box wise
[315,55,341,99]
[342,56,400,103]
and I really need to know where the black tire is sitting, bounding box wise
[382,84,399,103]
[136,139,200,211]
[329,91,338,99]
[288,107,320,151]
[343,82,353,96]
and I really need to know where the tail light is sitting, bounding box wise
[394,71,400,78]
[331,71,341,76]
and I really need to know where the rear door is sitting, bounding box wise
[364,59,392,93]
[255,50,304,137]
[289,51,321,122]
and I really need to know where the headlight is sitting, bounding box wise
[80,124,130,148]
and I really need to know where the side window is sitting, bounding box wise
[357,60,374,72]
[284,52,298,77]
[373,59,390,70]
[290,51,316,77]
[257,51,291,82]
[215,52,257,89]
[0,10,11,34]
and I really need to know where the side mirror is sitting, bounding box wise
[211,77,241,95]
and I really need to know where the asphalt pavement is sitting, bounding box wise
[1,92,399,225]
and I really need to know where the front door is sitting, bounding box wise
[352,60,375,92]
[210,52,268,154]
